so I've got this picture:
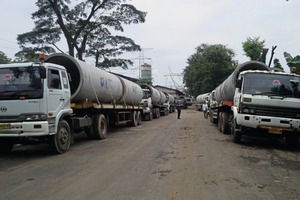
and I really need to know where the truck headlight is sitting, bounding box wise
[25,114,47,121]
[242,108,256,114]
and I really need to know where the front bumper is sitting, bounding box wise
[236,114,300,132]
[0,121,49,137]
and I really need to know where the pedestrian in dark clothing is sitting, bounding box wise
[176,100,183,119]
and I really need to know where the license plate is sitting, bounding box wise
[0,124,11,129]
[268,128,282,134]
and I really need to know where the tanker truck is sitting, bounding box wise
[0,53,143,154]
[209,61,300,147]
[163,92,175,113]
[139,85,168,121]
[195,92,210,111]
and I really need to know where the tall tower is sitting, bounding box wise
[140,63,152,84]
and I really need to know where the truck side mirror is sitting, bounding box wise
[40,66,46,79]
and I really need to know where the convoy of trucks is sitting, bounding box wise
[203,60,300,147]
[1,52,299,154]
[0,53,178,154]
[139,85,172,121]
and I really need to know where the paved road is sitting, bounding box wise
[0,108,300,200]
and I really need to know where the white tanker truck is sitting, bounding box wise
[209,61,300,147]
[195,92,210,111]
[0,53,143,154]
[139,85,169,120]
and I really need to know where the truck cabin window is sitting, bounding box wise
[243,73,300,98]
[48,69,61,89]
[0,66,43,100]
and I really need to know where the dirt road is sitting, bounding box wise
[1,108,300,200]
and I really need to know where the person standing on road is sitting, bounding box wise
[202,101,208,118]
[176,99,183,119]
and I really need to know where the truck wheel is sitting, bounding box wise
[137,111,142,125]
[232,121,242,143]
[222,112,230,135]
[93,114,107,140]
[0,140,14,154]
[131,111,138,127]
[149,112,153,121]
[49,120,71,154]
[156,109,161,118]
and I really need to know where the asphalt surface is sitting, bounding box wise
[0,107,300,200]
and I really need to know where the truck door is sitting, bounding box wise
[47,69,70,118]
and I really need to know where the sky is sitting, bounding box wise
[0,0,300,89]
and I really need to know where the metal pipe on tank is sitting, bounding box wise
[45,53,143,105]
[214,61,270,103]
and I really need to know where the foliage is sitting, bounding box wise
[283,52,300,74]
[0,51,11,64]
[242,37,267,62]
[17,0,147,68]
[272,58,284,72]
[183,44,236,97]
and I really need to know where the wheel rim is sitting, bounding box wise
[59,127,70,148]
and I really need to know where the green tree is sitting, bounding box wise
[183,44,236,97]
[273,58,284,72]
[242,37,267,62]
[0,51,11,64]
[17,0,147,68]
[284,52,300,74]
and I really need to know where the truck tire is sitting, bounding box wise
[149,112,153,121]
[131,111,138,127]
[49,120,71,154]
[231,120,242,143]
[93,114,107,140]
[156,109,161,118]
[222,112,230,135]
[137,111,142,125]
[0,139,14,154]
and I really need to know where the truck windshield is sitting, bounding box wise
[0,66,43,100]
[243,73,300,98]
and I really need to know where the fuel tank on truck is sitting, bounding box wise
[196,93,209,104]
[159,91,167,104]
[214,61,270,103]
[45,53,143,105]
[165,92,175,104]
[141,85,166,105]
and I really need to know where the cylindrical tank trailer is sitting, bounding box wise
[45,53,143,105]
[196,93,210,104]
[214,61,270,103]
[141,85,166,105]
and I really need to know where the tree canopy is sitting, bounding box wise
[17,0,147,69]
[242,37,268,62]
[0,51,11,64]
[284,52,300,74]
[183,44,236,97]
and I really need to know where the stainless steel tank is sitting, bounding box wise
[214,61,270,103]
[165,92,175,104]
[45,53,143,105]
[141,85,166,105]
[196,93,209,104]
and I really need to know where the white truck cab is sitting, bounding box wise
[232,70,300,146]
[0,62,72,153]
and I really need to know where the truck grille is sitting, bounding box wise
[242,105,300,119]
